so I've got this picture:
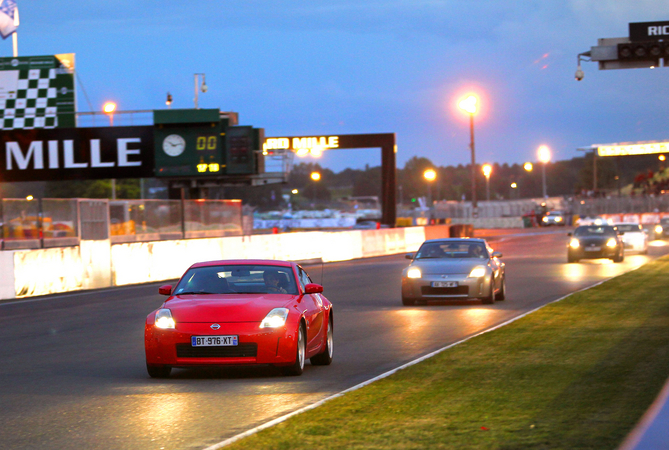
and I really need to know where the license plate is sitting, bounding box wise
[585,246,601,252]
[191,335,238,347]
[432,281,458,288]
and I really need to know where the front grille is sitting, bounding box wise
[176,343,258,358]
[421,286,469,296]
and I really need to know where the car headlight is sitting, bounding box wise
[260,308,289,328]
[542,217,548,222]
[606,238,617,248]
[555,217,563,222]
[407,268,422,279]
[656,225,663,234]
[468,266,486,278]
[569,238,580,249]
[155,309,175,329]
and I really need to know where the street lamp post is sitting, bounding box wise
[310,171,321,204]
[538,145,551,199]
[458,95,479,218]
[194,73,208,109]
[423,169,437,223]
[103,102,117,199]
[482,164,492,202]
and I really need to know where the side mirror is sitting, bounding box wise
[304,283,324,294]
[492,251,503,258]
[567,232,572,237]
[158,285,172,296]
[405,253,414,260]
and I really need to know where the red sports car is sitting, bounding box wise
[144,260,333,378]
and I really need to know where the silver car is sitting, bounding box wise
[401,238,506,305]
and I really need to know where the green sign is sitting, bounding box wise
[0,54,76,129]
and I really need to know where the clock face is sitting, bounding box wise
[163,134,186,157]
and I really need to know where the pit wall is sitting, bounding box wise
[2,225,456,301]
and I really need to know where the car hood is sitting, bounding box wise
[410,258,487,275]
[164,294,298,323]
[574,235,612,245]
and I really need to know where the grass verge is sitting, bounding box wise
[226,257,669,450]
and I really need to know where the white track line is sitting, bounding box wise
[203,268,640,450]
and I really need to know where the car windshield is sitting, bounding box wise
[615,224,642,232]
[415,241,488,259]
[173,265,298,296]
[574,226,617,237]
[548,211,563,216]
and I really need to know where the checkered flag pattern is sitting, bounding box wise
[0,68,59,130]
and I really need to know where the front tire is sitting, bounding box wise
[482,277,496,304]
[283,324,306,376]
[311,317,333,366]
[147,364,171,378]
[497,276,506,301]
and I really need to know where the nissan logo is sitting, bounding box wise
[210,324,221,330]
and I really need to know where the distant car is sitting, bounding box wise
[401,238,506,305]
[613,223,648,254]
[145,260,333,378]
[542,210,566,226]
[653,217,669,240]
[567,225,624,263]
[352,220,389,229]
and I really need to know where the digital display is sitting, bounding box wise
[597,141,669,157]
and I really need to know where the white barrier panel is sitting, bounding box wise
[81,240,112,290]
[321,231,363,262]
[14,246,84,297]
[0,251,15,300]
[404,227,427,252]
[112,238,225,286]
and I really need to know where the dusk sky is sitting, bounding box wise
[10,1,669,172]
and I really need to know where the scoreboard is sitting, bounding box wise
[153,109,263,178]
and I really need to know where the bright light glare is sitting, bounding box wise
[103,102,116,114]
[570,238,580,249]
[295,148,310,157]
[482,164,492,178]
[468,266,486,278]
[524,162,533,172]
[407,268,422,279]
[310,172,321,181]
[538,145,551,163]
[606,238,617,248]
[25,195,34,201]
[291,189,299,194]
[310,146,323,157]
[458,95,478,114]
[656,225,663,234]
[511,182,517,188]
[660,155,666,162]
[155,309,175,329]
[423,169,437,181]
[260,308,289,328]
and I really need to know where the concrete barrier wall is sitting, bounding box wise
[3,225,453,301]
